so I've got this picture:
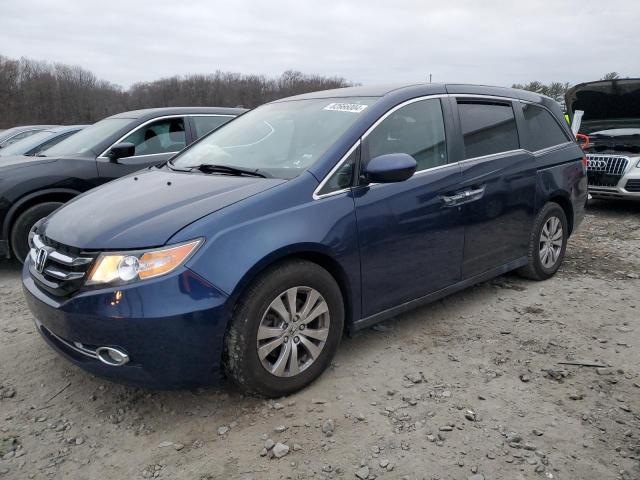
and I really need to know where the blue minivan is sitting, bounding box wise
[22,84,587,396]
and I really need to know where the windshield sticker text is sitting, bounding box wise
[323,103,368,113]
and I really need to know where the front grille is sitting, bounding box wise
[586,155,629,187]
[626,179,640,192]
[29,234,96,297]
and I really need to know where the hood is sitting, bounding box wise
[0,155,57,171]
[565,78,640,133]
[42,169,285,250]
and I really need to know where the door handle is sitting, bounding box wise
[440,185,486,207]
[465,185,486,201]
[440,192,467,206]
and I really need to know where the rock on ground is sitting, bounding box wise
[0,200,639,479]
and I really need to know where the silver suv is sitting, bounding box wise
[566,78,640,200]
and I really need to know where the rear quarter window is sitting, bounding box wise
[457,101,519,159]
[520,103,571,151]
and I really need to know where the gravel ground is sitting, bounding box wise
[1,200,639,480]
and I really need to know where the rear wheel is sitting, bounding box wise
[224,259,344,397]
[10,202,63,263]
[518,202,568,281]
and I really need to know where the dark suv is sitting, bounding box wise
[0,107,245,261]
[22,84,587,396]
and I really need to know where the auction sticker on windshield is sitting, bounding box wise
[323,103,368,113]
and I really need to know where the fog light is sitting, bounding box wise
[95,347,130,367]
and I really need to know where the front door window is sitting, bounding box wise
[364,98,448,171]
[122,118,186,156]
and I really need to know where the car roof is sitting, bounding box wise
[0,125,59,143]
[108,107,248,121]
[274,83,428,101]
[4,124,58,130]
[275,82,557,102]
[275,82,563,124]
[0,125,58,134]
[44,125,88,133]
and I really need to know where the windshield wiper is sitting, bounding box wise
[191,164,267,178]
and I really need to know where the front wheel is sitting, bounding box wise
[518,202,568,281]
[224,259,344,397]
[10,202,63,263]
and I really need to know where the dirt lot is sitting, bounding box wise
[1,201,639,480]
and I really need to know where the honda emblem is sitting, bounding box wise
[35,247,48,273]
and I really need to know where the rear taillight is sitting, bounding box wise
[581,156,588,169]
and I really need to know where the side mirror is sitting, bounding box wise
[364,153,417,184]
[107,142,136,162]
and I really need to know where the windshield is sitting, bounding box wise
[43,118,132,157]
[171,97,379,179]
[0,130,54,156]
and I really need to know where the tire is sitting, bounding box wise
[10,202,63,263]
[517,202,568,281]
[224,259,344,397]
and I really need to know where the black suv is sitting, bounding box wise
[0,107,245,261]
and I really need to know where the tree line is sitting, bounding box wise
[512,72,625,106]
[0,53,629,128]
[0,55,352,128]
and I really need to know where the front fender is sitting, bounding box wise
[173,174,361,324]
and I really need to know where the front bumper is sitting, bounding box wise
[588,157,640,201]
[22,263,232,389]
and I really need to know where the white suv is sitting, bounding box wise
[566,79,640,200]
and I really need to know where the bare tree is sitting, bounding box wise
[127,69,352,110]
[512,81,571,104]
[0,54,353,128]
[0,55,129,127]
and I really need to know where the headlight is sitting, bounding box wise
[86,239,202,286]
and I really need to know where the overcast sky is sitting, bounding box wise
[0,0,638,89]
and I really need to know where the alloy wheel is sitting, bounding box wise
[539,216,563,269]
[256,286,330,377]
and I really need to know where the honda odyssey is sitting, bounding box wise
[22,83,587,397]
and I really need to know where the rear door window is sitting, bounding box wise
[457,101,519,159]
[192,116,234,138]
[520,103,570,151]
